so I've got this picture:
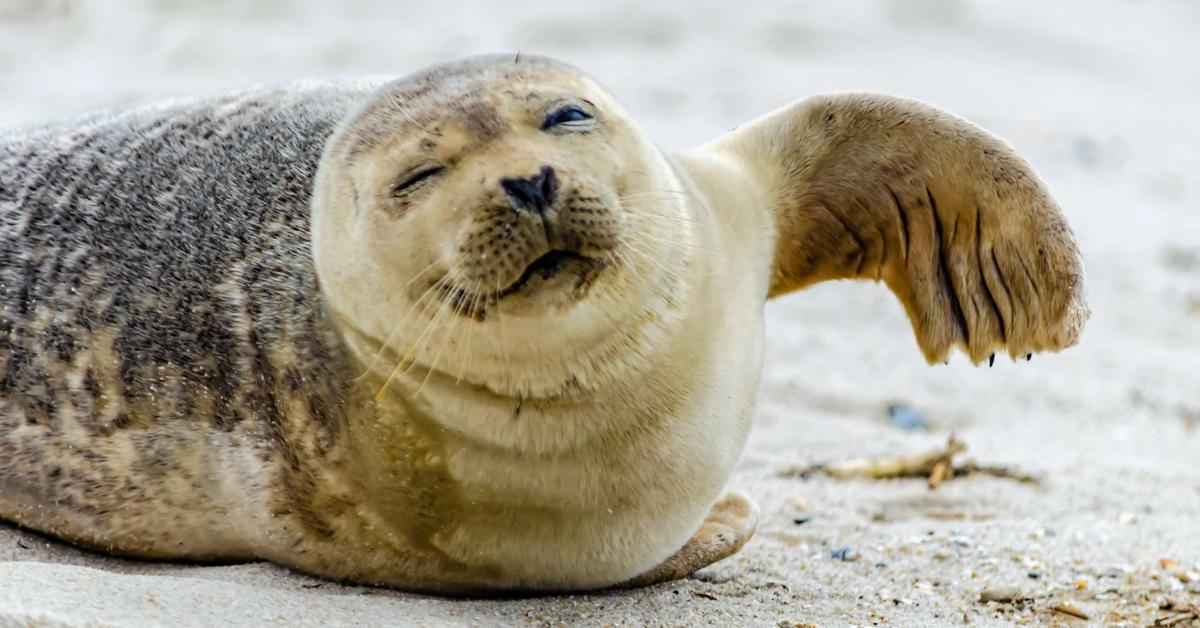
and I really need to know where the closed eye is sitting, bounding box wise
[392,165,444,196]
[541,105,594,131]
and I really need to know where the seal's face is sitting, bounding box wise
[360,86,627,316]
[313,56,692,393]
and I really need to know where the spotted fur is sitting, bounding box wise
[0,82,376,558]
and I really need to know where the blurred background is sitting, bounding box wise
[1,0,1197,624]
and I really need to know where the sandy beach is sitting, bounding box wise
[1,0,1198,625]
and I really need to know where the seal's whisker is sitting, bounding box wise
[353,259,443,380]
[458,283,486,381]
[618,215,702,248]
[623,230,726,282]
[615,237,685,283]
[620,218,701,245]
[468,278,491,359]
[617,192,694,204]
[422,272,481,376]
[355,284,444,384]
[453,279,487,385]
[494,272,512,374]
[405,282,465,400]
[627,230,719,255]
[618,187,700,200]
[513,28,534,66]
[356,267,454,383]
[620,204,733,231]
[392,100,446,136]
[621,209,687,232]
[619,211,710,229]
[621,208,705,221]
[620,191,736,229]
[622,235,725,281]
[389,283,464,390]
[376,272,464,399]
[585,283,629,331]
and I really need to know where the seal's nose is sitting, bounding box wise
[500,166,559,213]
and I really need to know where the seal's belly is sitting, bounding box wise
[432,430,741,588]
[423,328,762,588]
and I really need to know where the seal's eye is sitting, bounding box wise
[392,166,444,197]
[541,105,594,131]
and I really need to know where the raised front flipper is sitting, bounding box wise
[704,93,1088,363]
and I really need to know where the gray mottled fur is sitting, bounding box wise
[0,80,382,556]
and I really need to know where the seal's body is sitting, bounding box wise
[0,56,1087,592]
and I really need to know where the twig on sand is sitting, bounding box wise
[1050,602,1091,620]
[1154,600,1200,626]
[777,436,1040,489]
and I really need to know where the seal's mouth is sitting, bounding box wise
[439,249,610,319]
[498,250,592,298]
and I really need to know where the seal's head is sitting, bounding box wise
[312,55,691,396]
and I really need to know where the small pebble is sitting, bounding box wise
[886,403,928,431]
[830,547,860,561]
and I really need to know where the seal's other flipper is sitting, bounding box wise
[706,93,1088,364]
[616,492,759,588]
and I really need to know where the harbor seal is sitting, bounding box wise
[0,55,1088,592]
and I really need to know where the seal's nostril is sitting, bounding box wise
[538,166,559,206]
[501,177,539,211]
[500,165,557,213]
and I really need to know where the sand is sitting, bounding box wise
[1,0,1198,625]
